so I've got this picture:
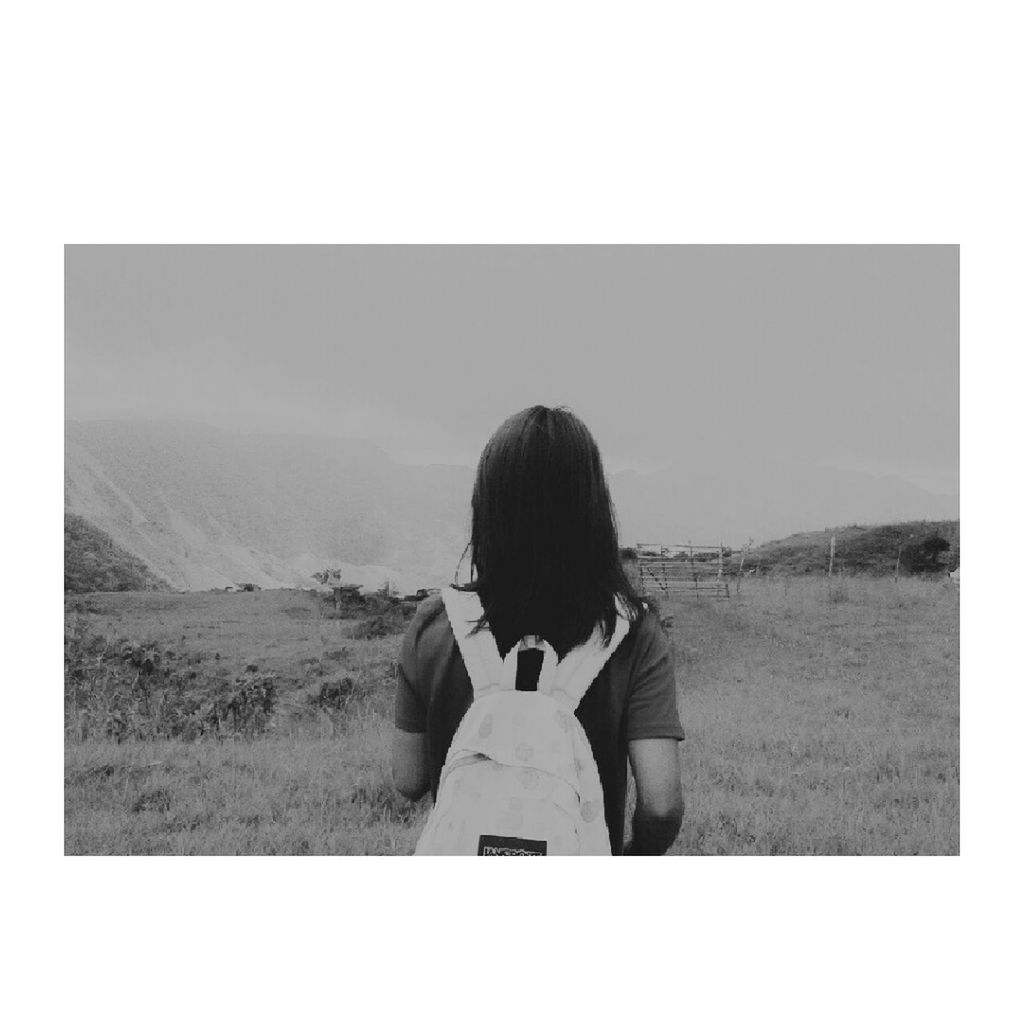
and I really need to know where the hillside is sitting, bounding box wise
[65,420,472,591]
[746,520,960,575]
[65,513,171,593]
[65,420,959,591]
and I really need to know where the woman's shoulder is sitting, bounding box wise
[615,600,669,663]
[407,591,448,634]
[620,596,662,636]
[403,592,455,658]
[633,600,662,633]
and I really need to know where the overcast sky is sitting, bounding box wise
[65,245,958,494]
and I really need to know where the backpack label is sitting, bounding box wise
[477,834,547,856]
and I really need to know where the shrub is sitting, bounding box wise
[65,623,279,741]
[311,677,356,710]
[206,677,277,737]
[902,535,952,574]
[352,608,409,639]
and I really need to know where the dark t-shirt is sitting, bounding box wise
[394,594,684,855]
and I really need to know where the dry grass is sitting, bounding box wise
[666,576,958,854]
[65,577,958,855]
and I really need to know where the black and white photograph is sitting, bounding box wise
[16,3,1017,1017]
[64,244,959,857]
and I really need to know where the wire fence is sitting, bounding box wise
[628,530,959,599]
[633,543,734,600]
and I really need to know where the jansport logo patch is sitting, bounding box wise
[478,835,547,856]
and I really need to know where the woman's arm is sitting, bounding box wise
[392,729,430,800]
[625,737,684,855]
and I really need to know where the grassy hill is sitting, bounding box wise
[65,514,171,593]
[748,520,959,576]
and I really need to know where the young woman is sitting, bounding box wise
[393,406,684,855]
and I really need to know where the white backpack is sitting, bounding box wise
[414,586,630,856]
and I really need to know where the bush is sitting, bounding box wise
[311,677,356,710]
[351,607,410,639]
[902,535,952,574]
[206,677,277,737]
[65,623,279,741]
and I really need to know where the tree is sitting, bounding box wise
[920,535,951,564]
[903,534,951,574]
[311,568,341,585]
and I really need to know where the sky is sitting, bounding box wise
[65,245,959,494]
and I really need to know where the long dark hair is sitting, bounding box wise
[457,405,645,656]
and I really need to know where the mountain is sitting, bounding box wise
[65,513,171,593]
[608,457,958,549]
[65,420,959,591]
[65,421,473,591]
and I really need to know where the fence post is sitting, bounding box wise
[828,534,836,578]
[894,543,902,583]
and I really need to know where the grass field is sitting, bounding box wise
[64,577,959,855]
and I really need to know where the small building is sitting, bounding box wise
[331,583,365,610]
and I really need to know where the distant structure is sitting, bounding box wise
[620,548,641,589]
[334,585,365,610]
[312,569,439,609]
[312,569,363,610]
[629,543,733,600]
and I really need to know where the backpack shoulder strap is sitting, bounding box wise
[442,587,634,707]
[499,634,559,692]
[542,597,632,712]
[440,586,505,697]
